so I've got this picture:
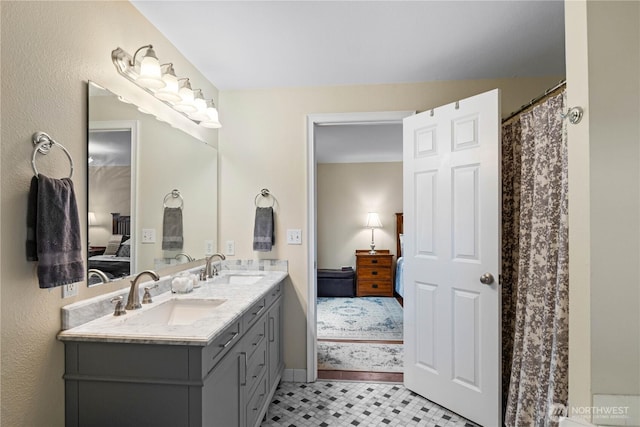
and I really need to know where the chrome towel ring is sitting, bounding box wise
[163,189,184,209]
[31,131,74,179]
[254,188,276,208]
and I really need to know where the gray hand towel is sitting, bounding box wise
[26,176,38,261]
[34,175,85,288]
[162,207,184,250]
[253,207,275,252]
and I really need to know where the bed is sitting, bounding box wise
[395,212,404,298]
[88,213,131,280]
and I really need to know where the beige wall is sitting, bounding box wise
[586,0,639,397]
[88,165,131,246]
[218,76,563,370]
[0,2,218,425]
[566,0,640,416]
[317,162,402,269]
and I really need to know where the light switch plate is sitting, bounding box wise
[141,228,156,243]
[225,240,235,256]
[286,229,302,245]
[205,240,214,255]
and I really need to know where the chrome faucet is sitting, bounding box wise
[125,270,160,310]
[175,252,194,262]
[88,269,110,284]
[205,253,226,279]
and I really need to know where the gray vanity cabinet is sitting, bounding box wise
[63,283,284,427]
[267,295,284,392]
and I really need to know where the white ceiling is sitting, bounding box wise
[131,0,566,163]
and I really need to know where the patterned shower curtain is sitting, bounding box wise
[502,91,569,427]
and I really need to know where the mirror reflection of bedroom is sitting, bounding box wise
[88,129,133,284]
[315,121,404,382]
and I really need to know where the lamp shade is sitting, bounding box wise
[365,212,382,228]
[88,212,97,226]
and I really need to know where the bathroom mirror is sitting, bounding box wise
[87,81,218,285]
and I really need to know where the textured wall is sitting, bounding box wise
[0,2,218,425]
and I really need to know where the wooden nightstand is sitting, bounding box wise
[355,250,394,297]
[88,246,106,257]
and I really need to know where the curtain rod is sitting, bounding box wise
[502,79,566,123]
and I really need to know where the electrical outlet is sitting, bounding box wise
[286,229,302,245]
[225,240,235,256]
[141,228,156,243]
[205,240,214,255]
[62,282,78,298]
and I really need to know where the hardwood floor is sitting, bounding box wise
[317,369,403,382]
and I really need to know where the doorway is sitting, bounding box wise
[306,111,414,382]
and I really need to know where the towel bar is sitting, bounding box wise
[31,132,74,179]
[163,189,184,209]
[254,188,277,208]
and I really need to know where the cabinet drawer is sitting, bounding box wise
[265,282,283,307]
[357,266,392,280]
[203,321,241,375]
[243,297,267,331]
[357,256,392,267]
[244,317,267,361]
[245,338,267,394]
[357,280,393,296]
[245,373,268,427]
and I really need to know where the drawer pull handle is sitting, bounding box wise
[372,284,378,288]
[372,271,378,275]
[219,331,239,348]
[240,352,247,386]
[252,364,265,379]
[269,317,275,342]
[253,305,265,317]
[253,334,264,346]
[371,259,378,264]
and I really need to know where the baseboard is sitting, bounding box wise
[282,368,307,382]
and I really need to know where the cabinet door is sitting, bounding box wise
[203,346,243,427]
[267,297,284,391]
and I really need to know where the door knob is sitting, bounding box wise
[480,273,495,285]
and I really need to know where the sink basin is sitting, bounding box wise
[125,298,227,326]
[213,274,265,285]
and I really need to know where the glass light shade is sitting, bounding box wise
[136,48,165,89]
[365,212,383,228]
[174,80,197,113]
[200,106,221,128]
[155,65,181,102]
[188,90,209,121]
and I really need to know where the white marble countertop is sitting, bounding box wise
[57,270,287,346]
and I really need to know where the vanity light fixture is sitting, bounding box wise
[111,45,221,127]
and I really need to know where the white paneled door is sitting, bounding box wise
[403,89,501,427]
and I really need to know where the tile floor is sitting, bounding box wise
[261,381,479,427]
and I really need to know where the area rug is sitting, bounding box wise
[317,342,403,372]
[317,297,403,341]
